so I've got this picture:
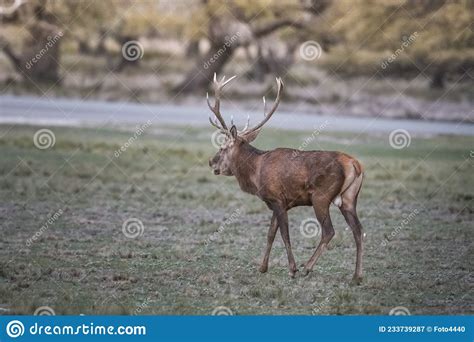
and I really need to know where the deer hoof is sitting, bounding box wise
[350,275,363,286]
[289,269,298,278]
[258,265,268,273]
[302,268,311,277]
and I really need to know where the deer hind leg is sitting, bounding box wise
[339,172,364,285]
[259,213,279,273]
[274,206,298,278]
[303,197,335,276]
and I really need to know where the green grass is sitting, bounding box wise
[0,124,472,315]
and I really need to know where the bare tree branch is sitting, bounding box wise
[253,18,306,38]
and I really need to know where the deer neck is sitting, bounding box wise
[231,143,263,195]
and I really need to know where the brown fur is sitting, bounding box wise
[207,75,364,283]
[210,132,365,282]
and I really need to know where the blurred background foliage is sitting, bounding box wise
[0,0,472,119]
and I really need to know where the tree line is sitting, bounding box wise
[0,0,472,92]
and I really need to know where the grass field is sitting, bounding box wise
[0,123,472,315]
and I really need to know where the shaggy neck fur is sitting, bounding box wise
[231,142,265,195]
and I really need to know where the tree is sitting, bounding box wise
[325,0,474,88]
[0,0,62,83]
[173,0,329,94]
[0,0,117,83]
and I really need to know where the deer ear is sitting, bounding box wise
[230,125,238,139]
[241,129,261,143]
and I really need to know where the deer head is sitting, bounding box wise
[207,73,283,176]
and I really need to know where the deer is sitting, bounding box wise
[207,74,364,284]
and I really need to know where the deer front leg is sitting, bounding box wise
[259,213,278,273]
[275,207,298,278]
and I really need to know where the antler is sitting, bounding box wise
[206,75,283,138]
[230,113,250,134]
[240,77,284,135]
[207,73,236,133]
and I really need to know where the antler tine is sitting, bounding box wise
[208,116,224,131]
[245,77,284,134]
[221,75,237,87]
[206,74,238,132]
[206,92,224,129]
[237,114,251,133]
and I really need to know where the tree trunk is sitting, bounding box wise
[94,29,108,56]
[185,40,200,58]
[107,35,141,73]
[430,68,445,89]
[2,21,62,84]
[246,41,298,82]
[246,44,269,82]
[0,41,20,68]
[78,39,92,55]
[24,22,62,83]
[173,41,235,94]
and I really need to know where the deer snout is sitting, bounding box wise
[209,158,220,175]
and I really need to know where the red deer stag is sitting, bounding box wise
[207,74,364,284]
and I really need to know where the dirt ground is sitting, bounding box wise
[0,124,472,315]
